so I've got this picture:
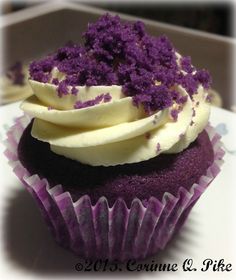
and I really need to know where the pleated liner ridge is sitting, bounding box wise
[4,114,225,261]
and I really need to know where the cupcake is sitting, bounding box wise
[0,61,32,104]
[4,14,224,261]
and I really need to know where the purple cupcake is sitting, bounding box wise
[5,14,224,261]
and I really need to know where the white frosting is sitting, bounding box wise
[29,80,124,110]
[21,78,210,166]
[21,94,144,128]
[167,85,210,153]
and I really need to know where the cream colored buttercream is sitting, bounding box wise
[20,78,210,166]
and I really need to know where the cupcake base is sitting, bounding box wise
[17,119,214,208]
[4,115,224,261]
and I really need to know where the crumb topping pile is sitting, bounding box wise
[29,14,211,113]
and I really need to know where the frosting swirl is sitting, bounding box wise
[21,14,211,166]
[21,80,210,166]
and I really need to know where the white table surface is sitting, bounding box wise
[0,102,236,280]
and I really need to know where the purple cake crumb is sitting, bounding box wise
[29,57,53,83]
[206,94,212,103]
[71,86,78,95]
[180,56,195,74]
[103,93,112,102]
[52,78,59,85]
[170,109,179,121]
[74,93,112,109]
[180,73,199,95]
[194,69,211,89]
[29,14,212,113]
[178,95,188,104]
[57,80,69,97]
[6,62,25,85]
[156,143,161,153]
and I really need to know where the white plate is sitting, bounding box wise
[0,102,236,280]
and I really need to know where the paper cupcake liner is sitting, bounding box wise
[4,114,225,261]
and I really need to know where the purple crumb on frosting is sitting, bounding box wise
[180,73,199,95]
[171,90,188,105]
[179,95,188,104]
[52,78,59,85]
[29,57,53,83]
[103,93,112,102]
[57,80,69,97]
[74,93,111,109]
[6,62,25,85]
[29,14,212,113]
[194,69,211,89]
[180,56,195,74]
[71,86,78,95]
[131,84,173,114]
[170,109,179,121]
[206,94,212,103]
[192,108,196,117]
[156,143,161,153]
